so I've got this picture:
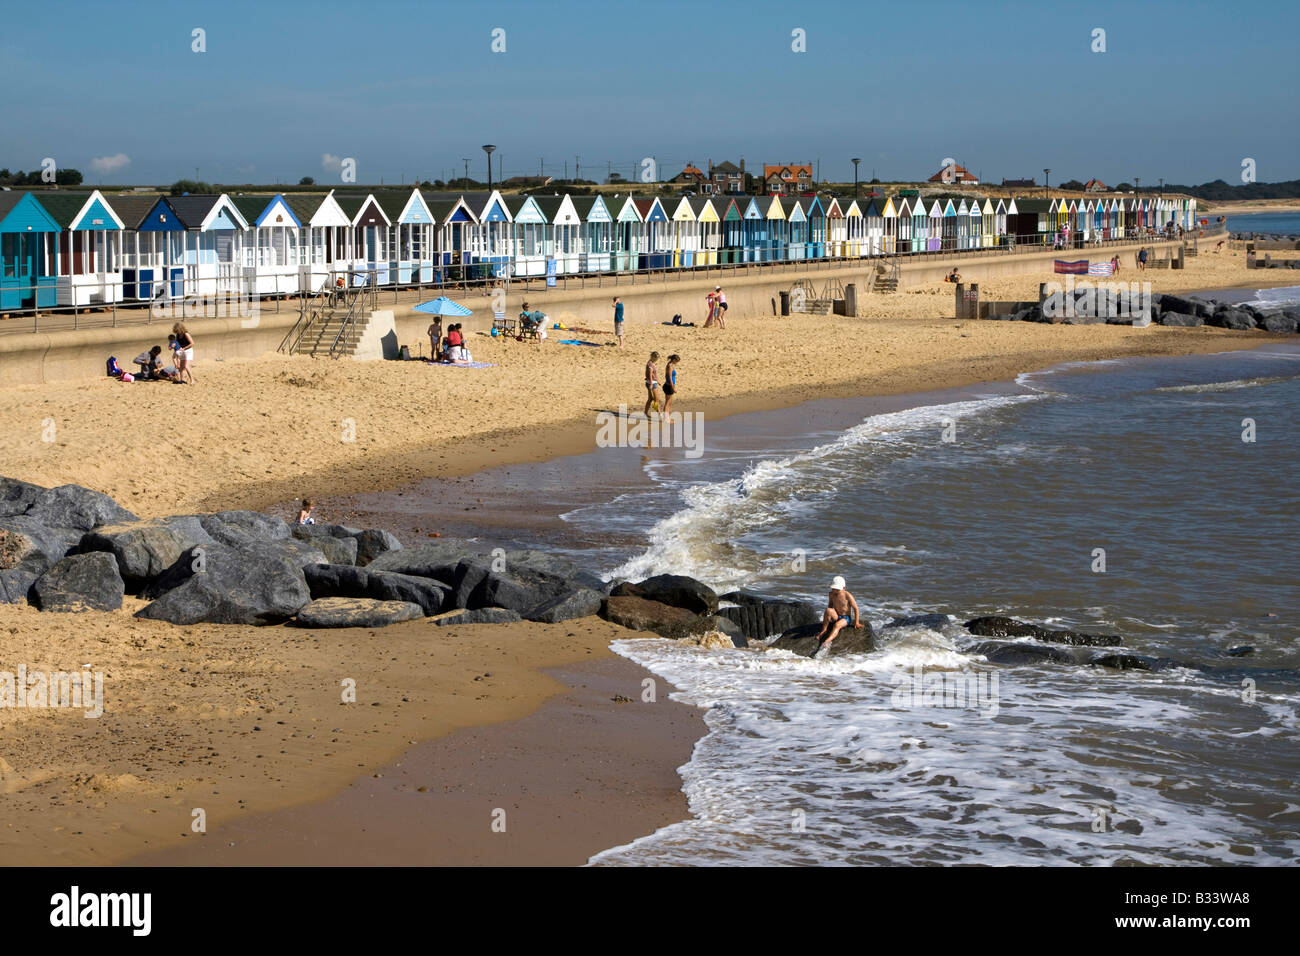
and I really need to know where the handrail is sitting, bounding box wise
[280,280,329,354]
[328,282,372,359]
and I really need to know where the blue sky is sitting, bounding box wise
[3,0,1297,187]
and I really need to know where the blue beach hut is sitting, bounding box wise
[0,192,60,310]
[37,190,125,306]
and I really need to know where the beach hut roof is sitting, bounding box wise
[0,192,60,232]
[101,194,162,229]
[1014,198,1051,212]
[611,195,643,222]
[33,192,124,230]
[687,196,714,218]
[167,194,248,230]
[230,195,274,223]
[531,196,564,222]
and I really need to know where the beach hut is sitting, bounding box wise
[896,197,914,253]
[964,198,981,250]
[465,191,513,274]
[124,196,189,301]
[740,196,767,262]
[717,197,744,264]
[571,195,613,273]
[332,193,391,284]
[665,196,698,267]
[689,197,720,265]
[286,191,351,293]
[38,191,125,307]
[759,195,787,261]
[796,196,827,258]
[375,190,437,285]
[824,198,845,257]
[231,194,304,296]
[532,195,583,274]
[995,199,1009,246]
[927,199,944,252]
[841,200,862,257]
[1006,198,1046,245]
[859,197,882,256]
[785,198,807,260]
[880,196,898,255]
[504,194,548,277]
[609,195,643,271]
[0,192,61,310]
[906,197,925,253]
[632,196,670,269]
[160,194,249,297]
[941,198,959,251]
[979,198,994,248]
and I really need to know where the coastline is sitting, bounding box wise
[3,257,1297,867]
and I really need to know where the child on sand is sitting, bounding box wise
[613,297,625,347]
[644,351,662,418]
[297,499,316,525]
[815,576,862,653]
[662,354,680,416]
[172,323,195,384]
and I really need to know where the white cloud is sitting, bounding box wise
[321,153,342,173]
[90,153,131,174]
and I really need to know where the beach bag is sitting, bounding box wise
[106,356,122,377]
[672,314,682,325]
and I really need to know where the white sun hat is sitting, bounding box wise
[831,576,846,590]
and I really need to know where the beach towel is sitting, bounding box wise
[1088,262,1116,276]
[558,339,603,347]
[661,321,696,327]
[1054,259,1089,275]
[426,360,497,369]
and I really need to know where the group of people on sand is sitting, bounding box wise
[425,318,471,363]
[642,351,682,418]
[116,323,194,384]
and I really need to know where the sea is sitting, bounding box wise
[328,295,1300,867]
[1225,211,1300,236]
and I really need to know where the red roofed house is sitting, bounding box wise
[1084,178,1109,192]
[929,161,979,185]
[764,163,813,195]
[671,163,707,189]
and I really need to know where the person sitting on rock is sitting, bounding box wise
[815,575,862,653]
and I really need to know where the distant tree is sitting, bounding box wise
[419,180,434,189]
[0,169,9,181]
[1113,182,1133,191]
[169,179,215,195]
[606,172,627,184]
[298,176,315,186]
[1060,179,1085,191]
[869,177,881,184]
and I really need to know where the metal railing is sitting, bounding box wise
[0,224,1220,335]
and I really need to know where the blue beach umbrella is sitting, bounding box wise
[413,296,474,317]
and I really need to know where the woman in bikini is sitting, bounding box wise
[644,351,662,418]
[172,322,195,384]
[662,354,680,417]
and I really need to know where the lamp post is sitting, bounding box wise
[483,145,496,192]
[851,157,861,198]
[1044,168,1051,196]
[1135,177,1140,192]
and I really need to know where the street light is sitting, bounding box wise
[1135,177,1140,192]
[851,158,862,198]
[1044,168,1051,196]
[483,145,496,192]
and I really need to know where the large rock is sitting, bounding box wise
[716,596,820,641]
[610,574,718,615]
[1159,312,1203,327]
[353,528,402,566]
[434,607,522,627]
[600,594,713,639]
[770,620,876,658]
[314,534,359,565]
[79,516,214,588]
[23,484,136,531]
[136,542,311,625]
[884,613,952,631]
[32,552,125,612]
[1155,293,1199,316]
[970,640,1076,666]
[365,538,487,577]
[1089,653,1182,672]
[469,563,577,614]
[0,477,46,518]
[199,510,290,547]
[295,597,423,629]
[964,616,1120,647]
[0,516,83,604]
[524,587,605,623]
[303,563,450,616]
[1259,312,1299,334]
[1208,307,1257,331]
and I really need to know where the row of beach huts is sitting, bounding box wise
[0,188,1200,310]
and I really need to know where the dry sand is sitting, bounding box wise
[1,248,1295,866]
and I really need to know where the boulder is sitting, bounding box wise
[434,607,522,627]
[1016,305,1045,323]
[32,552,124,612]
[1159,312,1203,327]
[524,587,605,623]
[1155,293,1199,316]
[970,640,1076,666]
[303,563,450,616]
[354,528,402,566]
[1037,628,1122,647]
[313,534,359,566]
[0,477,46,518]
[610,574,718,615]
[199,510,290,547]
[23,484,136,531]
[884,613,951,631]
[291,523,363,542]
[600,594,711,639]
[770,621,876,658]
[136,542,311,625]
[1259,312,1299,334]
[1208,307,1256,330]
[0,516,83,604]
[503,549,607,592]
[79,516,214,588]
[716,597,820,641]
[365,538,486,577]
[1089,653,1182,672]
[295,596,423,629]
[964,616,1042,638]
[468,562,577,614]
[701,614,746,648]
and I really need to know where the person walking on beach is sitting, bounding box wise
[428,317,442,360]
[1138,247,1148,271]
[644,351,662,418]
[613,297,625,347]
[1110,255,1120,275]
[172,322,194,384]
[714,286,728,329]
[815,575,862,653]
[662,354,680,417]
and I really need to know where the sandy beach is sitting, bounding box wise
[2,247,1296,866]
